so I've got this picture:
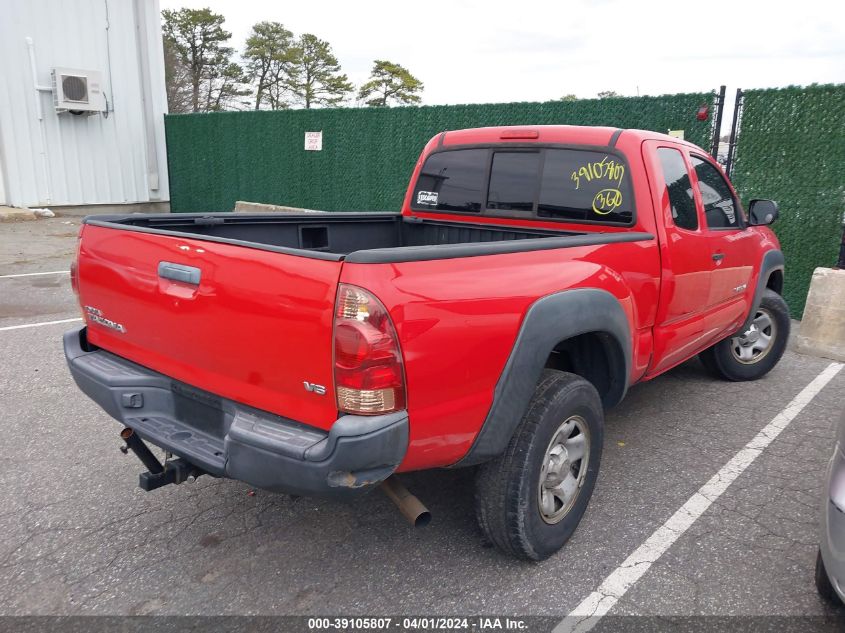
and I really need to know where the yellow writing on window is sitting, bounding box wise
[570,156,625,190]
[592,188,623,215]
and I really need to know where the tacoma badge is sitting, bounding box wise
[84,306,126,333]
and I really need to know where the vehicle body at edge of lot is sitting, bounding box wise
[64,125,789,560]
[817,406,845,605]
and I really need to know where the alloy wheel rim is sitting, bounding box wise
[538,415,590,525]
[730,308,776,365]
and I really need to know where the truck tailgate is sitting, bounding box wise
[76,224,341,429]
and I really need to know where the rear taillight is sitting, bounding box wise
[334,284,405,415]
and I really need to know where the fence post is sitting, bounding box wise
[725,88,743,178]
[710,85,726,160]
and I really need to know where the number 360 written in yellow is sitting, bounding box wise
[592,188,623,215]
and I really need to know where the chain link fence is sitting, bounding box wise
[165,92,715,215]
[731,84,845,316]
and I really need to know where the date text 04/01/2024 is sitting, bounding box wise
[306,616,529,630]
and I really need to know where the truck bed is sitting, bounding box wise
[85,213,650,263]
[75,211,653,430]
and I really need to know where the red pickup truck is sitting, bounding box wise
[65,125,787,560]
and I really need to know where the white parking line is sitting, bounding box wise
[0,317,82,332]
[556,361,844,633]
[0,270,69,279]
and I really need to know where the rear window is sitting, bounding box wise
[412,148,487,212]
[538,150,632,224]
[411,147,633,225]
[487,152,540,212]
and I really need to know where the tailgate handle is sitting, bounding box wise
[158,262,201,285]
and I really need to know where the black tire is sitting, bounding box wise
[474,370,603,561]
[699,289,790,381]
[816,548,842,605]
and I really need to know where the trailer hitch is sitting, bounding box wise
[120,427,206,491]
[138,457,205,491]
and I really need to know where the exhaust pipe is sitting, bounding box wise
[380,476,431,528]
[120,427,163,474]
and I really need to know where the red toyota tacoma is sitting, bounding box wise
[65,125,787,560]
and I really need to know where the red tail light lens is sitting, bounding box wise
[334,284,405,415]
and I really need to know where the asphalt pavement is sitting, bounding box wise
[0,218,843,627]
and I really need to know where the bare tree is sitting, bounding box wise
[163,35,192,113]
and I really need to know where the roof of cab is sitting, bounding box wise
[438,125,701,150]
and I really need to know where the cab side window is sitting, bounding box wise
[656,148,698,230]
[690,155,741,229]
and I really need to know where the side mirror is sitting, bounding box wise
[748,199,779,226]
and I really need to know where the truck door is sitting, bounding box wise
[688,153,754,339]
[645,142,714,375]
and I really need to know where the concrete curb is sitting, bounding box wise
[233,200,325,214]
[795,267,845,362]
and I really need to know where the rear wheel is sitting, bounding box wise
[699,289,790,381]
[815,548,842,605]
[474,370,603,560]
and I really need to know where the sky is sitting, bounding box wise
[159,0,844,120]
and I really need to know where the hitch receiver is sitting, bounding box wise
[139,457,205,491]
[119,427,206,491]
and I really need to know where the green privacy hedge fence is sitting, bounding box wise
[165,92,715,214]
[730,84,845,316]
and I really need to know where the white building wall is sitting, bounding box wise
[0,0,169,208]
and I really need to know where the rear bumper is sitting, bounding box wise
[64,326,408,499]
[820,443,845,602]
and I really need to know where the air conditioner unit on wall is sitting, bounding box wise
[51,68,106,115]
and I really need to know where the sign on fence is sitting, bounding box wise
[305,131,323,151]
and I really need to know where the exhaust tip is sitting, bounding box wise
[120,427,134,440]
[380,476,431,528]
[414,510,432,528]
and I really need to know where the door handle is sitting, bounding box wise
[158,262,201,285]
[712,253,725,262]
